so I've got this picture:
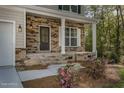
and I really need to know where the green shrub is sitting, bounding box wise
[103,51,119,63]
[103,68,124,88]
[120,56,124,65]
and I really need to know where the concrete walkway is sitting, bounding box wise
[18,64,66,81]
[0,66,23,88]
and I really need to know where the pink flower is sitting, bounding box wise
[58,65,75,88]
[60,79,65,84]
[59,68,66,76]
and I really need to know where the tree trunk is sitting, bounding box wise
[115,6,120,63]
[118,5,124,29]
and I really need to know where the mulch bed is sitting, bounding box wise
[22,64,123,88]
[22,72,108,88]
[22,75,108,88]
[22,75,61,88]
[16,64,48,71]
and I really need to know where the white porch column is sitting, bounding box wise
[92,23,97,57]
[61,18,65,54]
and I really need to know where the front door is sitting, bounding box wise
[40,26,50,51]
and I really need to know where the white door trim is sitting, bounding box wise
[0,19,16,66]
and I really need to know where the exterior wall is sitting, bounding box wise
[26,14,85,53]
[26,14,60,53]
[0,6,25,48]
[0,6,26,61]
[16,48,26,61]
[37,5,85,16]
[37,5,59,11]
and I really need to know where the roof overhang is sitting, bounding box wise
[0,5,97,24]
[19,5,97,24]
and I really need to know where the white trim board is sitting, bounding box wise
[24,9,26,48]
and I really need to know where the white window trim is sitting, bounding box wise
[77,28,81,47]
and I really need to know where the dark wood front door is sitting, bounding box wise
[40,26,50,51]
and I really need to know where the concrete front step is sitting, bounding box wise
[26,52,96,65]
[27,53,72,64]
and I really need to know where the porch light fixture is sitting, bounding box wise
[18,24,22,32]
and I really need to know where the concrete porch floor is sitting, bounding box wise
[0,66,23,88]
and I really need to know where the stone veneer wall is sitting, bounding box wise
[16,48,26,61]
[26,14,85,53]
[26,15,60,53]
[26,52,96,65]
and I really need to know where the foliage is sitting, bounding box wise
[84,59,105,80]
[84,5,124,62]
[103,68,124,88]
[120,56,124,65]
[85,25,92,51]
[103,51,119,63]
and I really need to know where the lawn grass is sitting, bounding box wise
[103,68,124,88]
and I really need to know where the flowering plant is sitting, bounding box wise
[58,65,73,88]
[58,64,80,88]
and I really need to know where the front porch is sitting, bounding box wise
[26,12,97,54]
[16,6,97,66]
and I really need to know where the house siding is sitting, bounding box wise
[26,14,85,53]
[0,7,25,48]
[0,6,26,61]
[37,5,85,16]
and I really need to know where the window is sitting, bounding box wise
[58,5,81,14]
[63,5,70,11]
[65,27,78,47]
[71,5,78,13]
